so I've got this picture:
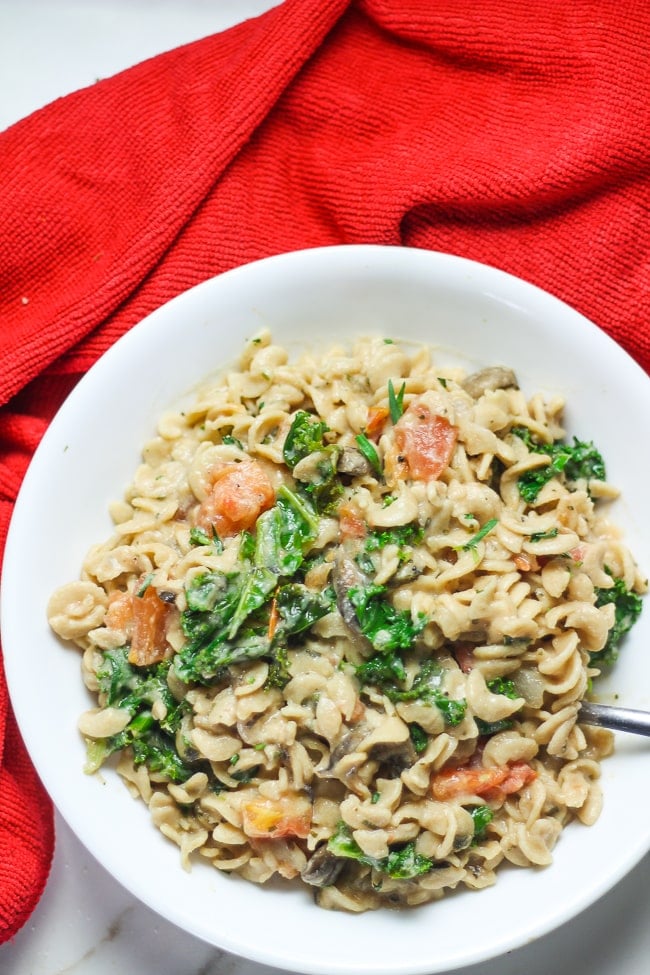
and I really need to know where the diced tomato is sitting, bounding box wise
[196,460,275,537]
[129,586,169,666]
[241,795,312,840]
[495,760,537,797]
[394,402,458,480]
[105,590,135,631]
[432,760,536,802]
[366,406,390,439]
[338,500,367,539]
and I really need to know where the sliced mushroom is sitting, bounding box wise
[302,846,345,888]
[462,366,518,399]
[331,553,370,642]
[337,447,373,477]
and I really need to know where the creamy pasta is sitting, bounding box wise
[48,332,646,912]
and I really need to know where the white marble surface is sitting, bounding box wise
[1,3,650,974]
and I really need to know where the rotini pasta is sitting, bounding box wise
[47,332,646,912]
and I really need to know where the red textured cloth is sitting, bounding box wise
[2,0,650,942]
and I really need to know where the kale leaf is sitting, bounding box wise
[176,486,321,684]
[283,411,329,469]
[349,584,425,653]
[87,649,194,780]
[470,804,494,842]
[512,427,606,503]
[327,821,434,880]
[593,575,643,668]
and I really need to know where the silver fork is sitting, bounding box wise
[579,701,650,736]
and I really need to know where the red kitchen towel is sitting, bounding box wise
[3,0,650,942]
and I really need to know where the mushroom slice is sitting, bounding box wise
[331,553,370,642]
[462,366,518,399]
[337,447,373,477]
[302,846,345,888]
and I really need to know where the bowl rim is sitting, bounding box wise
[3,244,650,975]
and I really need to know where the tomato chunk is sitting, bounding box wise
[196,460,275,537]
[338,500,367,540]
[394,402,458,480]
[105,590,135,631]
[129,586,169,666]
[241,795,312,839]
[366,405,390,438]
[432,761,536,802]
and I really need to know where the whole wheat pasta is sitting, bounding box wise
[48,332,646,912]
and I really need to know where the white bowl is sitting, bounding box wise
[3,245,650,975]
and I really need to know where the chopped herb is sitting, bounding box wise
[529,527,559,543]
[355,432,383,478]
[222,434,244,449]
[136,573,154,597]
[388,379,406,424]
[371,791,381,804]
[438,377,448,388]
[189,526,212,547]
[459,517,498,552]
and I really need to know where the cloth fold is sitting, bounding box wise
[2,0,650,943]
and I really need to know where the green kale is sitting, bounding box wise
[264,645,292,690]
[275,583,335,635]
[226,566,277,640]
[474,677,520,735]
[96,649,187,732]
[382,658,467,726]
[349,584,425,653]
[230,764,261,784]
[364,523,424,558]
[356,652,407,687]
[87,651,194,780]
[303,447,344,513]
[593,575,643,668]
[188,524,223,555]
[327,822,434,880]
[470,804,493,842]
[475,717,514,735]
[131,728,195,783]
[409,722,429,754]
[283,411,329,469]
[486,677,519,699]
[357,654,467,727]
[512,427,606,503]
[254,485,319,576]
[175,487,322,684]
